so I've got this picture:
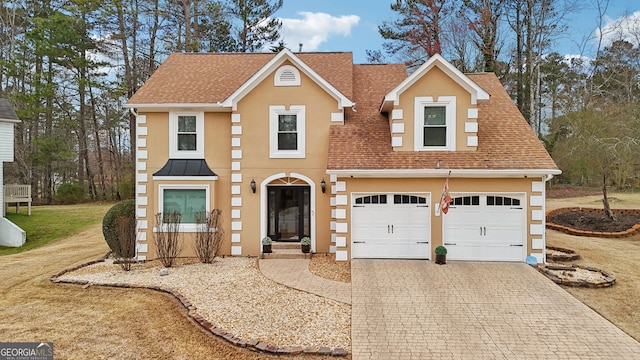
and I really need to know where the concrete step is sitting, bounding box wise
[272,242,301,250]
[261,250,311,260]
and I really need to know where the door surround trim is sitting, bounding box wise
[260,173,316,252]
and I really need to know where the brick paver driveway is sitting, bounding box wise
[351,260,640,359]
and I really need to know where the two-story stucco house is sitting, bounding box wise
[126,50,560,263]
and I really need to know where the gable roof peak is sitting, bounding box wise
[222,49,355,110]
[381,54,490,112]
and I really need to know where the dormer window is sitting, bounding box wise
[274,65,301,86]
[423,106,447,146]
[414,96,456,151]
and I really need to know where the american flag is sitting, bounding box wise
[439,171,453,214]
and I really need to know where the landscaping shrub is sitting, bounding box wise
[102,199,136,256]
[193,209,225,263]
[54,182,86,204]
[154,211,183,267]
[115,216,137,271]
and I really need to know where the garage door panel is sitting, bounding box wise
[352,242,430,259]
[443,194,525,262]
[352,193,430,259]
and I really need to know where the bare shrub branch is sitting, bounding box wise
[154,212,183,267]
[193,209,225,263]
[115,216,137,271]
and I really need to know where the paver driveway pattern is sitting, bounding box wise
[351,260,640,359]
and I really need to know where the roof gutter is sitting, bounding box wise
[124,103,231,112]
[326,168,562,179]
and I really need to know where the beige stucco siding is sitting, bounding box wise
[137,112,233,259]
[231,63,340,256]
[391,66,477,152]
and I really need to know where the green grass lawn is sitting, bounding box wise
[0,203,113,255]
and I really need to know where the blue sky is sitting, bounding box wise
[275,1,640,63]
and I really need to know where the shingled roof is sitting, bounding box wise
[327,67,559,173]
[128,51,558,174]
[127,52,354,105]
[0,98,20,122]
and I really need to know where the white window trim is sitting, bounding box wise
[269,105,306,158]
[169,112,205,158]
[156,184,210,232]
[414,96,456,151]
[274,65,301,86]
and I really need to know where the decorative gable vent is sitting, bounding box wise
[275,65,301,86]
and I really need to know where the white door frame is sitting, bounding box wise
[260,172,316,252]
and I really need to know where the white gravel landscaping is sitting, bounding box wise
[59,257,351,350]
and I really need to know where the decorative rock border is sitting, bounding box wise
[50,253,348,357]
[546,246,580,261]
[538,264,616,288]
[546,207,640,238]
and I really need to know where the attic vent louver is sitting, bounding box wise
[274,65,301,86]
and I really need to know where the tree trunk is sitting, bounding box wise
[602,174,616,222]
[88,85,107,200]
[78,66,96,201]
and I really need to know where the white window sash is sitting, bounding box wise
[414,96,456,151]
[269,105,306,158]
[169,112,205,158]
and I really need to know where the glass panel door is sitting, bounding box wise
[267,186,310,241]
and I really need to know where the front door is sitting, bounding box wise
[268,186,310,241]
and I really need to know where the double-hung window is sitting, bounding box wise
[278,114,298,150]
[177,116,197,151]
[169,112,204,158]
[270,105,305,158]
[414,96,456,151]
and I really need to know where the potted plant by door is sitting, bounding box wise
[262,237,272,253]
[435,245,447,265]
[300,237,311,253]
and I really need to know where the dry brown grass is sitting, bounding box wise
[0,224,347,359]
[547,192,640,342]
[309,253,351,283]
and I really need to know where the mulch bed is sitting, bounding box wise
[548,210,640,233]
[546,187,601,199]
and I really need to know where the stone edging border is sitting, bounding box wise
[537,264,616,288]
[546,246,580,261]
[49,253,348,357]
[546,207,640,238]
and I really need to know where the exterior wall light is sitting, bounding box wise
[321,178,326,193]
[250,179,256,193]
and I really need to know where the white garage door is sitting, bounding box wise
[352,193,431,259]
[442,194,526,262]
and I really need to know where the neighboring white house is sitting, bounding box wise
[0,98,26,247]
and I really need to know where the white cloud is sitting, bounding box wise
[597,11,640,47]
[279,12,360,51]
